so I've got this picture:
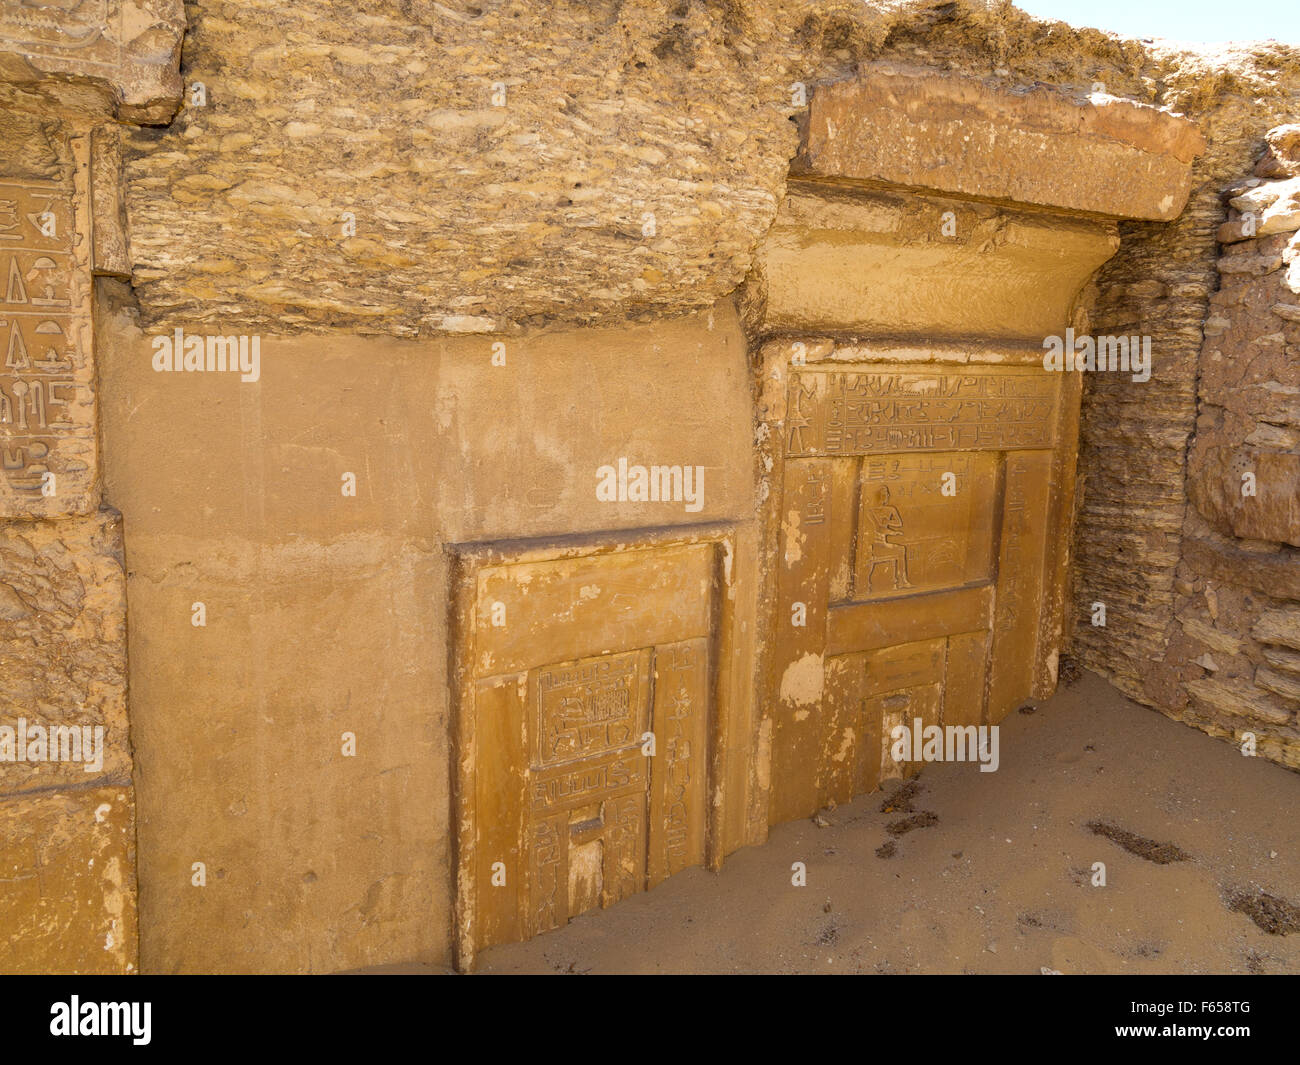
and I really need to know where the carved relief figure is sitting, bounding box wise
[861,484,913,593]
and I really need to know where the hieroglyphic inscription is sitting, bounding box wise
[529,753,644,813]
[0,1,184,124]
[533,650,647,768]
[854,452,997,599]
[769,356,1068,824]
[649,639,709,883]
[800,464,828,527]
[786,370,1057,457]
[0,155,95,515]
[601,793,645,907]
[464,545,717,960]
[987,451,1054,723]
[996,465,1030,646]
[525,649,652,933]
[662,680,693,867]
[0,0,118,68]
[528,814,565,935]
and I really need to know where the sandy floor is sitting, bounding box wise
[461,671,1299,975]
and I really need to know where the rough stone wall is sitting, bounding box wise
[124,0,885,336]
[121,0,1210,338]
[1164,134,1300,769]
[1072,52,1300,732]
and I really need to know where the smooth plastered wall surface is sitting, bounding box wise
[99,298,757,973]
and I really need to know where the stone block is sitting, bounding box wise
[1191,446,1300,547]
[0,512,129,793]
[796,65,1204,221]
[757,185,1118,339]
[0,785,137,974]
[0,0,183,122]
[1185,677,1293,727]
[1255,608,1300,651]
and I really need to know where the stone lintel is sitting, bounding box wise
[797,64,1206,222]
[758,184,1118,340]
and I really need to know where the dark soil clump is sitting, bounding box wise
[1228,891,1300,935]
[1086,820,1191,864]
[880,780,921,814]
[886,811,939,837]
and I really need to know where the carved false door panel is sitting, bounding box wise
[769,363,1070,824]
[458,543,716,961]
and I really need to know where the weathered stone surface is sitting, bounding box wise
[1181,616,1244,656]
[0,785,137,974]
[0,512,129,792]
[1191,447,1300,547]
[1222,174,1300,242]
[1229,175,1300,215]
[1181,535,1300,599]
[1261,644,1300,676]
[0,0,183,123]
[122,0,908,337]
[90,125,131,278]
[115,0,1258,340]
[1185,677,1293,727]
[1066,43,1300,759]
[1255,608,1300,651]
[1255,123,1300,178]
[1256,665,1300,703]
[1186,190,1300,618]
[1216,250,1283,274]
[1167,133,1300,772]
[796,64,1204,220]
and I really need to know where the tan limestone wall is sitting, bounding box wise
[98,296,758,973]
[7,0,1300,975]
[113,0,1300,740]
[0,517,137,974]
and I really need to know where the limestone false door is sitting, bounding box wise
[452,537,725,967]
[765,356,1078,824]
